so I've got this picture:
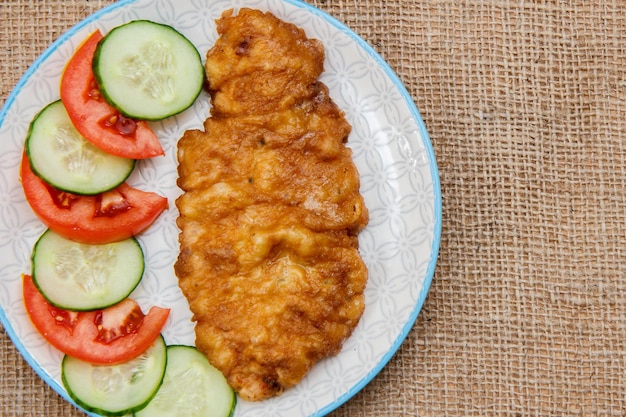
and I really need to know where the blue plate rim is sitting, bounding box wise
[0,1,442,416]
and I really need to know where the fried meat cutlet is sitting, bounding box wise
[205,8,325,117]
[175,8,369,401]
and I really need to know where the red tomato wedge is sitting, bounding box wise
[60,30,164,159]
[23,275,170,365]
[20,152,168,244]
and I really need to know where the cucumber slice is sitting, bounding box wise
[62,335,167,417]
[26,100,135,195]
[94,20,204,121]
[32,229,144,311]
[135,345,236,417]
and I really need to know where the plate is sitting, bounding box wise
[0,0,441,416]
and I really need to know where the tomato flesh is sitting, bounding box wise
[21,152,168,244]
[48,305,80,334]
[94,299,145,344]
[60,30,164,159]
[23,275,169,365]
[103,113,138,136]
[95,188,132,217]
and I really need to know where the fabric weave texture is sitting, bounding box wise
[2,0,626,416]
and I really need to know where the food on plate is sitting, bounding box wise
[135,345,236,417]
[18,19,236,417]
[175,8,369,401]
[62,335,167,416]
[23,274,169,365]
[93,20,205,121]
[205,9,324,118]
[26,100,135,196]
[21,151,168,244]
[61,30,164,159]
[31,229,145,311]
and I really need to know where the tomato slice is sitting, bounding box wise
[94,299,145,344]
[21,152,168,244]
[60,30,165,159]
[23,275,170,365]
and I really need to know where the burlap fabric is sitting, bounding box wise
[2,0,626,415]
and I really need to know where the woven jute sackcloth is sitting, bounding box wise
[2,1,626,416]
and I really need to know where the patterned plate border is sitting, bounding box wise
[0,1,442,416]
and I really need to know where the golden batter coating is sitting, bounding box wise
[205,8,325,117]
[175,8,368,401]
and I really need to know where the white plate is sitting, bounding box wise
[0,0,441,416]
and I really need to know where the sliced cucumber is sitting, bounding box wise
[32,229,144,311]
[135,345,236,417]
[94,20,204,121]
[62,334,167,417]
[26,100,135,195]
